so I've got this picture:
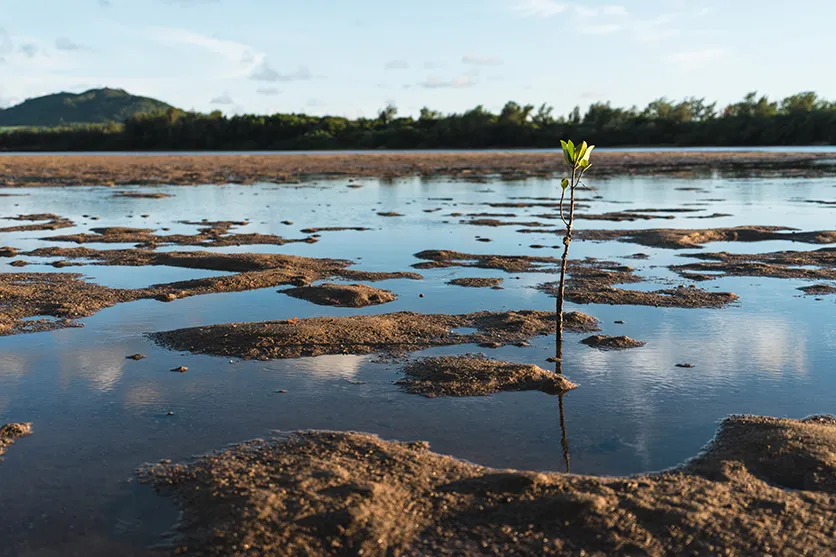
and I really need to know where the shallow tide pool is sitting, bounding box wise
[1,174,834,555]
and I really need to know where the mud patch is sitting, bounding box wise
[799,284,836,296]
[672,248,836,282]
[397,354,577,397]
[414,250,559,273]
[46,221,315,248]
[0,214,74,233]
[280,283,397,307]
[138,415,836,556]
[113,191,172,199]
[537,259,739,308]
[447,277,504,288]
[299,227,371,234]
[0,423,33,460]
[148,310,600,360]
[577,226,836,250]
[581,335,646,350]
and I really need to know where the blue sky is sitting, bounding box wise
[1,0,834,117]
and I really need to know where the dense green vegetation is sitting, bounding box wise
[0,88,173,127]
[3,91,836,150]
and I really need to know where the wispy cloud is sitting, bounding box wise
[384,59,409,70]
[666,48,725,70]
[512,0,569,18]
[420,76,476,89]
[249,60,312,82]
[256,87,281,96]
[55,37,86,51]
[462,54,503,66]
[148,27,262,78]
[210,92,233,104]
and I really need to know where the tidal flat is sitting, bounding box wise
[1,152,835,555]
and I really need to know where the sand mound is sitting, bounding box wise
[139,415,836,556]
[397,354,577,397]
[281,283,397,307]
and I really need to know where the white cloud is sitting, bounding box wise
[580,23,623,35]
[256,87,281,95]
[148,27,262,78]
[666,48,725,70]
[250,60,312,82]
[420,75,476,89]
[55,37,85,51]
[512,0,569,18]
[385,59,409,70]
[462,54,503,66]
[210,92,233,104]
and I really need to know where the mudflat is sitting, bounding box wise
[2,151,835,187]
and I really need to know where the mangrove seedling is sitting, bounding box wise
[555,139,594,364]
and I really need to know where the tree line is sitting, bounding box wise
[3,91,836,151]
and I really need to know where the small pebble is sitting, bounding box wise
[480,342,502,349]
[676,363,695,368]
[171,366,189,373]
[419,293,424,298]
[276,389,288,394]
[614,320,625,324]
[546,357,559,363]
[126,354,146,360]
[167,412,174,416]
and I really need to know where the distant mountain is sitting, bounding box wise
[0,88,175,127]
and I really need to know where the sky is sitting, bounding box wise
[1,0,835,118]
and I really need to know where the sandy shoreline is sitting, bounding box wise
[2,151,835,187]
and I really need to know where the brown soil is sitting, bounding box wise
[0,214,74,233]
[447,277,504,288]
[414,250,559,273]
[377,212,403,217]
[0,423,33,460]
[46,221,315,248]
[280,283,397,307]
[581,335,646,350]
[576,212,675,222]
[299,227,371,234]
[686,213,734,219]
[577,226,836,250]
[4,152,834,188]
[148,310,600,360]
[138,415,836,557]
[538,259,740,308]
[799,284,836,295]
[672,248,836,282]
[397,354,577,397]
[464,219,549,227]
[0,247,19,257]
[0,250,421,335]
[113,191,172,199]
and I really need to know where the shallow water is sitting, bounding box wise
[1,175,835,555]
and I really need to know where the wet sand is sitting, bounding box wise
[0,423,32,460]
[139,415,836,556]
[2,151,835,187]
[397,355,577,397]
[148,310,601,360]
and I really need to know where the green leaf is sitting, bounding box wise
[561,178,569,189]
[580,159,590,169]
[576,141,588,163]
[560,140,572,165]
[567,140,575,161]
[581,145,595,164]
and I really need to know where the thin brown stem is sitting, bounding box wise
[555,165,578,367]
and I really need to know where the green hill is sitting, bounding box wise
[0,88,175,127]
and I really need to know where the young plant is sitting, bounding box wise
[555,139,594,365]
